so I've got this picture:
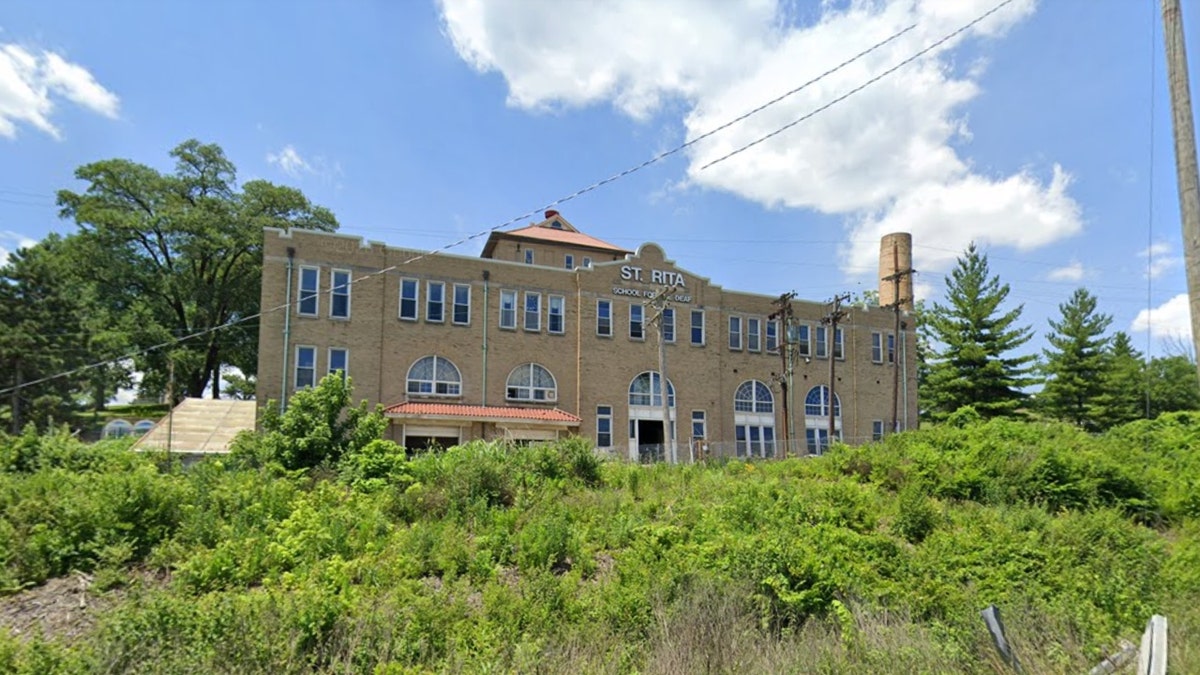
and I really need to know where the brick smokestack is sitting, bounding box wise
[879,232,913,311]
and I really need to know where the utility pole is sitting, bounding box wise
[881,245,915,435]
[1162,0,1200,386]
[821,294,850,451]
[770,291,796,457]
[647,284,680,463]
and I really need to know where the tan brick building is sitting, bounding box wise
[256,212,918,460]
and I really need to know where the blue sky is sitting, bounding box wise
[0,0,1196,359]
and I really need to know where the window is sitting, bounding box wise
[690,309,705,346]
[582,257,592,268]
[628,371,674,407]
[729,316,742,350]
[524,292,541,331]
[426,281,445,323]
[406,356,462,396]
[525,248,534,265]
[747,318,761,352]
[597,299,612,336]
[871,332,884,363]
[816,326,827,358]
[506,363,557,402]
[597,406,613,447]
[565,254,574,270]
[766,320,779,353]
[834,327,845,360]
[804,385,841,417]
[500,289,517,329]
[330,269,350,319]
[736,425,775,458]
[328,347,348,381]
[691,410,706,439]
[887,333,896,364]
[548,295,565,334]
[662,308,675,343]
[872,420,885,441]
[400,278,419,320]
[734,380,774,413]
[295,346,316,389]
[796,324,811,357]
[298,266,319,316]
[629,304,644,340]
[804,386,842,454]
[453,283,471,325]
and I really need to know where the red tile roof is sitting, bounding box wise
[384,402,582,424]
[500,224,630,254]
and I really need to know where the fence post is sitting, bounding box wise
[1137,615,1168,675]
[981,605,1021,673]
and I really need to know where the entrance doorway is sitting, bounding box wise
[636,419,665,463]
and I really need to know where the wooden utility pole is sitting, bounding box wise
[770,291,796,457]
[647,284,680,463]
[1162,0,1200,385]
[821,294,850,451]
[881,245,915,435]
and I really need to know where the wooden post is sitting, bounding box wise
[1138,615,1168,675]
[981,605,1021,673]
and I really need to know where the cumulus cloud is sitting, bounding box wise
[266,145,312,177]
[0,43,118,139]
[0,230,37,266]
[439,0,1081,277]
[1140,241,1181,280]
[1047,260,1085,282]
[1132,293,1193,341]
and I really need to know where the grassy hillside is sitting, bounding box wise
[1,411,1199,673]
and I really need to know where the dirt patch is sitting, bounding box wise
[0,574,111,642]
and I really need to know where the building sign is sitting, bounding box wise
[613,265,691,302]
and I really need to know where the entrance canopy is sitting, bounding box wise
[383,401,582,445]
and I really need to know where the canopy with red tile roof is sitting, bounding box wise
[384,401,581,425]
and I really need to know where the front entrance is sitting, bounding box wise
[636,419,665,463]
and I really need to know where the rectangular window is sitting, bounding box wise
[548,295,565,334]
[729,316,742,350]
[524,292,541,331]
[452,283,471,325]
[834,327,845,360]
[426,281,445,323]
[747,317,761,352]
[295,345,316,389]
[499,289,517,329]
[887,333,896,364]
[597,406,613,447]
[399,278,419,320]
[629,304,644,340]
[692,410,706,439]
[597,299,612,336]
[796,324,811,357]
[565,254,574,270]
[582,257,592,268]
[816,325,828,359]
[872,420,885,441]
[871,332,883,363]
[690,309,705,346]
[525,248,534,265]
[662,308,675,343]
[328,347,348,381]
[766,320,779,353]
[330,269,350,319]
[298,266,319,316]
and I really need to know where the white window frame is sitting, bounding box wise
[816,325,828,359]
[690,309,705,346]
[524,291,541,332]
[871,332,884,364]
[834,326,845,360]
[295,345,316,389]
[399,278,419,321]
[582,257,592,268]
[406,355,462,397]
[426,281,445,323]
[505,363,558,402]
[452,283,471,326]
[329,268,351,319]
[524,248,535,265]
[596,299,612,337]
[663,307,675,343]
[766,320,779,353]
[298,266,320,317]
[629,303,644,340]
[691,410,706,440]
[548,294,565,334]
[887,332,896,365]
[872,419,885,441]
[747,317,761,352]
[796,324,811,358]
[328,347,349,381]
[729,315,742,351]
[597,405,613,448]
[564,254,574,270]
[499,289,517,329]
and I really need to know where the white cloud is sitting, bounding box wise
[1132,293,1193,341]
[440,0,1080,277]
[0,43,118,139]
[0,229,37,265]
[266,145,312,177]
[1139,241,1181,279]
[1047,260,1085,282]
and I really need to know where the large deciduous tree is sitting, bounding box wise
[56,140,338,400]
[1040,288,1112,429]
[921,243,1037,421]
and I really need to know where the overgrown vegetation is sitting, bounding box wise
[1,388,1199,672]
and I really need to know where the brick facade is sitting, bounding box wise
[256,213,919,458]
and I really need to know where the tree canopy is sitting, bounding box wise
[1040,288,1112,429]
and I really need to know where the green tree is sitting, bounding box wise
[921,243,1037,420]
[1147,354,1200,417]
[56,140,338,401]
[1040,288,1112,429]
[1089,331,1146,429]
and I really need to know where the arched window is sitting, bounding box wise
[628,371,675,407]
[804,385,841,418]
[407,356,462,396]
[506,363,557,402]
[734,380,773,414]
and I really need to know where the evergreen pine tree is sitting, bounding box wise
[922,243,1037,420]
[1040,288,1112,429]
[1088,331,1145,429]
